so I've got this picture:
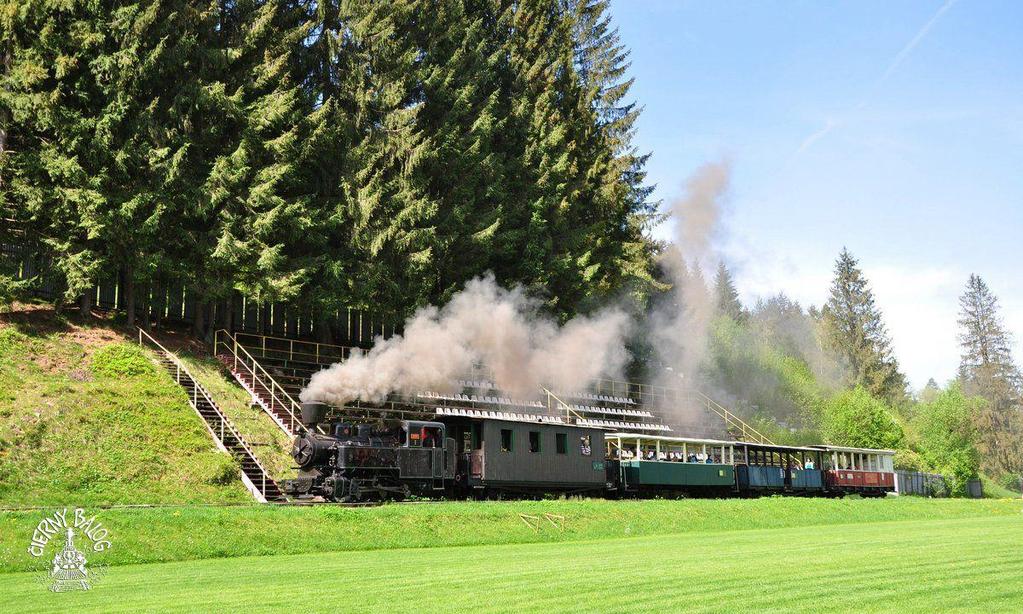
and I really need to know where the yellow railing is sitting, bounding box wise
[693,391,774,445]
[214,331,772,444]
[214,329,302,436]
[137,327,279,501]
[541,387,586,423]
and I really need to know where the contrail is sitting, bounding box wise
[878,0,959,86]
[794,0,959,156]
[795,118,838,155]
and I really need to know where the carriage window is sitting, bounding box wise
[501,429,513,452]
[529,431,541,453]
[556,433,568,454]
[580,435,592,456]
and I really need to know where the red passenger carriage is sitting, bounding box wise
[811,445,896,497]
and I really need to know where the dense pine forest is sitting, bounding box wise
[1,0,656,328]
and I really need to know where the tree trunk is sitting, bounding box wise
[204,301,216,343]
[192,298,206,338]
[79,289,92,320]
[316,311,334,345]
[223,294,235,337]
[124,267,135,328]
[141,284,151,332]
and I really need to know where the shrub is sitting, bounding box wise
[0,327,27,357]
[912,383,982,497]
[204,454,241,485]
[0,274,33,311]
[997,472,1022,493]
[90,343,156,378]
[820,387,903,449]
[893,448,926,472]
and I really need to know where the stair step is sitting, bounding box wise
[145,342,287,502]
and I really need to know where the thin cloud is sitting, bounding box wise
[794,0,959,156]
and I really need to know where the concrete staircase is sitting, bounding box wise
[138,328,286,502]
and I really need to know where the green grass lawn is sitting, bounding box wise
[2,514,1020,613]
[2,497,1020,572]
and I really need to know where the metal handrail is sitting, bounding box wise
[541,387,586,423]
[230,331,357,365]
[693,390,773,445]
[137,327,277,499]
[213,329,301,435]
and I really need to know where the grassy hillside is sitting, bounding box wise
[1,497,1019,572]
[0,307,251,506]
[176,352,296,480]
[2,514,1021,613]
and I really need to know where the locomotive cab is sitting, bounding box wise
[401,421,446,448]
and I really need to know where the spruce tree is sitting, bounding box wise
[713,261,744,321]
[920,378,941,404]
[204,0,312,307]
[568,0,657,309]
[1,0,112,314]
[957,274,1023,475]
[958,274,1021,400]
[821,248,907,404]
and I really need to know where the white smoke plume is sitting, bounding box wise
[300,274,631,405]
[651,160,731,391]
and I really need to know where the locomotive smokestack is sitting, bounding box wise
[300,401,328,427]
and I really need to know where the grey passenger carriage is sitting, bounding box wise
[461,418,607,495]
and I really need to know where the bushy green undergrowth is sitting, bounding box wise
[981,474,1020,499]
[0,314,250,507]
[1,497,1018,573]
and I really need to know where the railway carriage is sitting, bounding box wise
[604,433,737,497]
[445,414,608,497]
[735,442,826,496]
[811,445,896,497]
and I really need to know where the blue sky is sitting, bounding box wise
[609,0,1023,389]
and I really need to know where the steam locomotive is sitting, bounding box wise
[283,402,897,502]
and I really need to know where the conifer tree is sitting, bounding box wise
[821,248,907,404]
[957,274,1023,475]
[204,0,313,308]
[3,0,660,332]
[920,378,941,404]
[568,0,657,308]
[413,0,514,303]
[1,1,112,314]
[713,261,744,321]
